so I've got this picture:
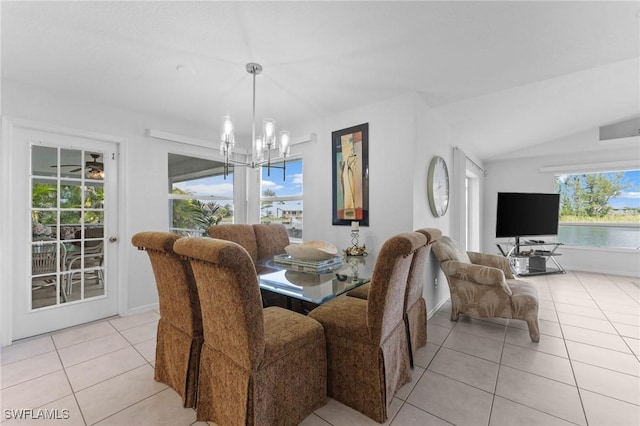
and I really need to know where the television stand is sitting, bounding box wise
[496,237,566,277]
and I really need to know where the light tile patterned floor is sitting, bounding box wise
[1,271,638,425]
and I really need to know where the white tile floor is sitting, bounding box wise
[1,271,638,425]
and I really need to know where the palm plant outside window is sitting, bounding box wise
[168,154,233,236]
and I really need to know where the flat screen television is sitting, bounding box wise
[495,192,560,238]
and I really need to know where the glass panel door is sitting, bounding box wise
[9,122,118,341]
[31,145,106,310]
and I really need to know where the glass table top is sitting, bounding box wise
[259,255,372,305]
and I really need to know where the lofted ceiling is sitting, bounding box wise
[2,1,639,160]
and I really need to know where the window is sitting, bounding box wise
[260,158,303,240]
[168,154,233,236]
[30,145,107,309]
[554,170,640,249]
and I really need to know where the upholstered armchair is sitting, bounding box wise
[174,237,327,426]
[309,232,427,423]
[347,228,442,367]
[131,232,203,408]
[432,236,540,342]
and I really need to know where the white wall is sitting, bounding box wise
[413,99,454,313]
[2,80,460,343]
[2,79,222,319]
[291,93,416,253]
[291,93,455,314]
[483,128,640,277]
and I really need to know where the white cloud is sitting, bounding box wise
[290,173,303,186]
[261,180,285,192]
[620,191,640,199]
[174,182,234,198]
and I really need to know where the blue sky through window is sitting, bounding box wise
[261,159,303,197]
[173,174,234,198]
[556,170,639,210]
[610,170,640,209]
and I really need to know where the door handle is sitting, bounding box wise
[108,236,118,243]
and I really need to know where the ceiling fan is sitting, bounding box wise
[52,153,104,173]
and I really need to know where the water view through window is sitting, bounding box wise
[555,170,640,249]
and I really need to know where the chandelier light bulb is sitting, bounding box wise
[221,116,235,146]
[263,118,276,148]
[279,131,290,157]
[255,137,264,161]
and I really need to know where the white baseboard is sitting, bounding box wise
[567,267,640,278]
[122,302,159,317]
[427,295,450,319]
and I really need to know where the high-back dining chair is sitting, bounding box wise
[208,223,291,307]
[131,232,203,408]
[309,231,427,423]
[347,228,442,367]
[207,223,290,274]
[207,224,260,266]
[403,228,441,364]
[174,237,327,426]
[251,223,290,263]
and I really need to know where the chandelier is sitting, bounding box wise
[219,63,291,180]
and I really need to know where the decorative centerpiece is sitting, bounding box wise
[344,221,367,256]
[284,270,336,286]
[285,240,338,261]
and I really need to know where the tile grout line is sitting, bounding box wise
[387,317,457,425]
[58,319,125,426]
[382,319,455,425]
[597,274,640,358]
[496,275,585,425]
[54,337,89,426]
[487,306,511,426]
[561,271,596,426]
[490,272,586,425]
[86,388,175,426]
[57,320,154,425]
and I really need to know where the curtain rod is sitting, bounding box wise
[454,146,487,175]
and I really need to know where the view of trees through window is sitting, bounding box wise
[167,155,303,238]
[555,170,639,249]
[168,154,233,236]
[260,158,303,240]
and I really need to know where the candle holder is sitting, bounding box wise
[344,222,367,256]
[351,229,360,250]
[346,254,367,280]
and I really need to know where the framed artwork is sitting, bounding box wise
[332,123,369,226]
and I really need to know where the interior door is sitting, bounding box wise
[11,126,120,340]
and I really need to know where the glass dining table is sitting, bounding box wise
[258,254,373,308]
